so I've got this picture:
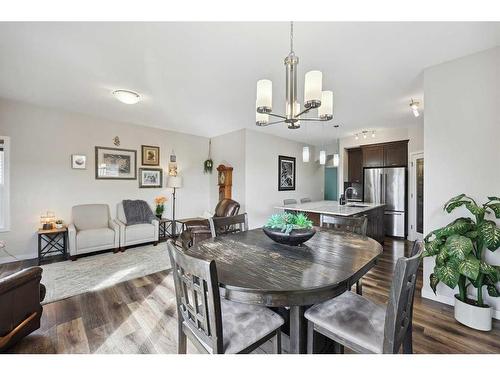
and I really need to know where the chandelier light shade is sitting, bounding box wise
[255,22,335,130]
[333,153,339,167]
[319,150,326,165]
[302,146,310,162]
[256,79,273,112]
[318,91,333,120]
[256,111,269,126]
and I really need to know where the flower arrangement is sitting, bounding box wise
[154,195,168,218]
[265,212,313,235]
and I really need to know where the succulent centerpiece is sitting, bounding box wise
[263,212,316,246]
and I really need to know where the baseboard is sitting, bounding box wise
[422,287,500,320]
[0,252,35,265]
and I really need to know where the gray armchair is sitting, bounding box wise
[68,204,119,260]
[115,202,159,250]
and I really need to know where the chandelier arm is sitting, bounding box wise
[265,120,286,126]
[294,107,313,118]
[268,112,287,120]
[296,118,331,122]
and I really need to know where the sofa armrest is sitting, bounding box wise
[108,220,120,249]
[67,224,77,256]
[0,267,43,297]
[114,219,126,247]
[183,219,210,231]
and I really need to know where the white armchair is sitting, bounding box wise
[115,202,159,250]
[68,204,119,260]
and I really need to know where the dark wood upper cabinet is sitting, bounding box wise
[384,141,408,167]
[362,145,384,168]
[347,148,363,183]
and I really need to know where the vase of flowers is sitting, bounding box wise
[154,196,168,219]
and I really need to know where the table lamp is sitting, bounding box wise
[167,176,183,237]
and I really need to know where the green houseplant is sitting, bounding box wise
[423,194,500,331]
[263,212,316,246]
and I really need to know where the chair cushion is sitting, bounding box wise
[125,223,155,243]
[73,204,110,230]
[77,228,115,250]
[221,299,284,354]
[304,291,386,354]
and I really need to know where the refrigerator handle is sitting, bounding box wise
[380,173,384,203]
[384,172,388,204]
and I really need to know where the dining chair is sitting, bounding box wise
[209,213,248,238]
[283,199,297,205]
[305,241,423,354]
[320,215,368,294]
[403,240,422,354]
[300,198,312,203]
[166,240,284,354]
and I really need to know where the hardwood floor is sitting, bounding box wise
[2,238,499,354]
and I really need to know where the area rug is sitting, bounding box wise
[41,244,171,304]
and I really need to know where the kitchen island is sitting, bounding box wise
[275,200,385,243]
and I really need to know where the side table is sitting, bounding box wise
[37,227,68,264]
[158,218,175,242]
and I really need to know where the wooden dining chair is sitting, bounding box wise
[305,241,423,354]
[209,213,248,238]
[300,198,312,203]
[320,215,368,294]
[283,199,297,205]
[166,240,284,354]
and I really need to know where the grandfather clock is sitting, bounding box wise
[217,164,233,202]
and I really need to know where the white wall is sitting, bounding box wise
[0,99,210,262]
[245,130,324,228]
[423,47,500,318]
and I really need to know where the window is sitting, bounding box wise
[0,137,10,231]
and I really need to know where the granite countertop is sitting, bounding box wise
[275,200,385,217]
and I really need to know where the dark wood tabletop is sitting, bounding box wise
[186,227,383,353]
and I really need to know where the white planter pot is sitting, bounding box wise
[454,295,492,331]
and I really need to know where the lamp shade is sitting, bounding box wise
[333,153,339,167]
[319,150,326,165]
[302,146,310,163]
[256,79,272,110]
[318,91,333,119]
[304,71,322,105]
[167,176,183,188]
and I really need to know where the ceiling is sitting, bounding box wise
[0,22,499,144]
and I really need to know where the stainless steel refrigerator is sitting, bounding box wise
[364,167,406,237]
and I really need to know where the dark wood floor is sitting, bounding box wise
[2,238,499,354]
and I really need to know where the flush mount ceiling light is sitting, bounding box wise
[410,99,420,117]
[255,22,334,129]
[354,130,375,140]
[112,89,141,104]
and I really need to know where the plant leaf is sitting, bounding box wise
[435,249,448,266]
[457,254,480,280]
[478,220,500,251]
[443,234,474,260]
[487,284,500,297]
[434,218,475,238]
[487,196,500,202]
[423,237,444,257]
[444,194,466,207]
[435,264,460,289]
[465,202,485,218]
[444,200,467,213]
[485,202,500,218]
[430,273,439,294]
[464,230,479,240]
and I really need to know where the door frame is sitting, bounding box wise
[408,151,424,241]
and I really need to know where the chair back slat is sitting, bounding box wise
[283,199,297,205]
[383,241,423,353]
[209,213,248,238]
[321,215,367,236]
[167,240,223,353]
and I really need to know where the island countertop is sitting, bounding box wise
[275,200,385,217]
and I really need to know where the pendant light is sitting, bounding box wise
[302,146,310,163]
[319,123,326,165]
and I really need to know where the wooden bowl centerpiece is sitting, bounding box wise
[262,212,316,246]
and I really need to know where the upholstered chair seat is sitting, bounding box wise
[68,204,119,259]
[115,202,159,249]
[304,291,386,354]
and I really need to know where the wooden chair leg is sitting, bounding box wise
[177,323,187,354]
[273,329,282,354]
[307,321,315,354]
[356,279,363,295]
[403,323,413,354]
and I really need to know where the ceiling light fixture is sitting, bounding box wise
[113,89,141,104]
[354,130,375,140]
[302,146,310,163]
[255,22,334,129]
[410,99,420,117]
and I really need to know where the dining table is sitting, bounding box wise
[185,227,383,354]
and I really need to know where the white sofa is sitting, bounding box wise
[115,202,159,249]
[68,204,120,260]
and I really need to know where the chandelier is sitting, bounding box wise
[255,22,334,129]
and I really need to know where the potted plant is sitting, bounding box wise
[204,139,213,174]
[423,194,500,331]
[154,196,168,219]
[263,212,316,246]
[55,219,64,229]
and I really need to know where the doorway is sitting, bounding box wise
[409,152,424,240]
[324,168,338,201]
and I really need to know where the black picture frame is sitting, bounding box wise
[278,155,296,191]
[139,167,163,188]
[95,146,137,180]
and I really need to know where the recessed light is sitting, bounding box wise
[113,90,141,104]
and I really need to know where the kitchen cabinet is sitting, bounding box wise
[384,141,408,167]
[347,148,363,183]
[362,145,384,167]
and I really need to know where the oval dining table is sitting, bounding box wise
[185,227,383,354]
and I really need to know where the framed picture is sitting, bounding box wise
[278,155,296,191]
[71,154,86,169]
[141,145,160,166]
[139,168,163,188]
[95,147,137,180]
